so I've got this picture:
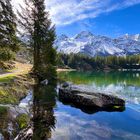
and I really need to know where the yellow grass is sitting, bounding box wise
[0,61,75,80]
[0,61,32,79]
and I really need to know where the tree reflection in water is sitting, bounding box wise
[32,83,57,140]
[15,80,57,140]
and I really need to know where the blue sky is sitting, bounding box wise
[55,1,140,37]
[13,0,140,37]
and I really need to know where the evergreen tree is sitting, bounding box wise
[57,53,140,70]
[18,0,56,81]
[0,0,19,61]
[0,0,18,50]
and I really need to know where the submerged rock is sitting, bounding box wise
[61,82,71,88]
[59,83,125,112]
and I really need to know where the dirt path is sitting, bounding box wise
[0,61,32,78]
[0,61,75,79]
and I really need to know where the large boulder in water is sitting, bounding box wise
[59,83,125,111]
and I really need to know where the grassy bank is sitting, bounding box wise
[0,61,75,104]
[0,74,34,104]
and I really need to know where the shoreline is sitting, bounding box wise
[57,68,76,72]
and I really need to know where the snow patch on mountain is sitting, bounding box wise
[55,31,140,57]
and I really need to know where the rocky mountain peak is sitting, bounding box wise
[55,31,140,57]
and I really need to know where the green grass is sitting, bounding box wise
[4,68,17,73]
[0,74,33,104]
[0,106,8,114]
[16,114,29,129]
[0,75,15,83]
[0,87,18,104]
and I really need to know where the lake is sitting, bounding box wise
[55,71,140,140]
[0,71,140,140]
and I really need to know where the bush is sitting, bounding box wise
[39,64,57,84]
[0,48,15,61]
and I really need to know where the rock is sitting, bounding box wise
[61,82,70,88]
[0,133,4,140]
[41,79,48,85]
[59,84,125,111]
[15,125,33,140]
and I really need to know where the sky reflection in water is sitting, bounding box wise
[51,71,140,140]
[0,71,140,140]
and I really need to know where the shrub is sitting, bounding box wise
[0,48,15,61]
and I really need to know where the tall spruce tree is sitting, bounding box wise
[18,0,56,81]
[0,0,19,61]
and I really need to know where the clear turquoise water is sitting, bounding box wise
[52,71,140,140]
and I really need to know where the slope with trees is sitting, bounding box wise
[57,53,140,71]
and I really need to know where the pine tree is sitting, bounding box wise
[0,0,19,61]
[18,0,56,81]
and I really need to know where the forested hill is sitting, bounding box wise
[57,53,140,71]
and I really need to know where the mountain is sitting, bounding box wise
[55,31,140,57]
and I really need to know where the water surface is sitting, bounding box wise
[0,71,140,140]
[55,71,140,140]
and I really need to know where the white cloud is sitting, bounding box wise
[46,0,140,26]
[50,111,140,140]
[12,0,140,26]
[12,0,24,10]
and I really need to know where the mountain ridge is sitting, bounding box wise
[55,31,140,57]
